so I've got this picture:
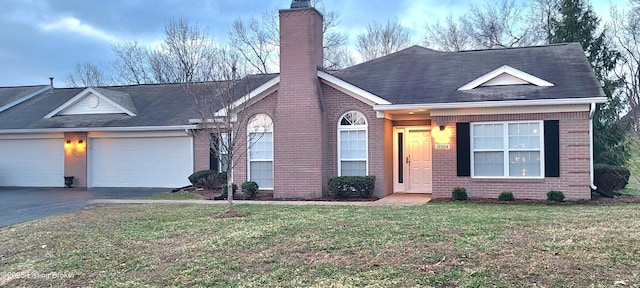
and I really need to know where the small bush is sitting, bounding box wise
[498,191,515,201]
[328,176,376,199]
[451,187,467,200]
[221,183,238,199]
[241,181,259,200]
[188,170,216,188]
[594,164,630,193]
[188,170,227,189]
[547,190,565,202]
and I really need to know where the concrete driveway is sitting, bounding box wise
[0,187,168,227]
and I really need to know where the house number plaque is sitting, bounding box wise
[435,144,450,150]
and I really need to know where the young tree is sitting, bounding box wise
[549,0,625,165]
[356,18,411,61]
[188,48,269,212]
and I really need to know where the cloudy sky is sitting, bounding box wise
[0,0,625,87]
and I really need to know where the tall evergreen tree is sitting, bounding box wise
[549,0,625,165]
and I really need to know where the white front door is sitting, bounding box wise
[394,127,432,193]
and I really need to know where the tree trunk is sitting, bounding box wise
[227,168,234,212]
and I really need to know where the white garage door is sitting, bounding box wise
[89,136,193,188]
[0,137,64,187]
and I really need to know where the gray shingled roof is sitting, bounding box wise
[92,87,138,115]
[0,85,47,108]
[0,74,276,130]
[328,43,604,104]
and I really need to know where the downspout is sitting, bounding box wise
[589,102,597,190]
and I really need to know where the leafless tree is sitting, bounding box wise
[424,15,473,52]
[161,18,217,83]
[611,1,640,126]
[111,41,151,85]
[356,18,411,61]
[229,16,277,74]
[527,0,562,43]
[189,47,269,212]
[462,0,538,49]
[64,62,111,87]
[228,1,353,72]
[424,0,548,52]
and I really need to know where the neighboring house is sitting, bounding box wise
[0,3,605,200]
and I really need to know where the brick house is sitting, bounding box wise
[0,3,605,200]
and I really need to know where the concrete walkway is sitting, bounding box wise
[88,193,432,206]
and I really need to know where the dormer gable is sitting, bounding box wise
[458,65,554,91]
[44,87,138,118]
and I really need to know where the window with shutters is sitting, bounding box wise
[471,121,544,178]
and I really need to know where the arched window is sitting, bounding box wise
[247,114,274,189]
[338,111,368,176]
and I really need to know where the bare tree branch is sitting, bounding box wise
[356,18,411,61]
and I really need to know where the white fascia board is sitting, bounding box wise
[214,76,280,116]
[458,65,555,91]
[44,87,137,118]
[0,125,198,134]
[0,86,50,113]
[373,97,607,112]
[317,70,392,105]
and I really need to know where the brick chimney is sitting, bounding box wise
[273,2,325,198]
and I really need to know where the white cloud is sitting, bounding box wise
[39,16,120,43]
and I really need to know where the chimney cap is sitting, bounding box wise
[290,0,311,9]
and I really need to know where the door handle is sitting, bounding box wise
[406,155,411,164]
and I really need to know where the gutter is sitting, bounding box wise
[373,97,607,111]
[0,125,198,134]
[589,102,597,190]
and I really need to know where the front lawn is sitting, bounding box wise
[1,202,639,287]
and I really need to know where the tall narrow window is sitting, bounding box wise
[248,114,273,189]
[338,111,368,176]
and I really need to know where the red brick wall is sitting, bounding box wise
[431,112,592,200]
[193,131,210,172]
[273,8,325,198]
[323,84,392,198]
[64,132,87,187]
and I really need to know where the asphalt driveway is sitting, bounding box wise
[0,187,168,227]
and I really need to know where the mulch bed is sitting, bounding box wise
[181,186,639,205]
[430,192,640,205]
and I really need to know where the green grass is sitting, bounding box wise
[138,192,204,200]
[1,202,640,287]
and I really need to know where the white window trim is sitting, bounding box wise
[470,120,545,179]
[247,114,274,190]
[337,111,369,176]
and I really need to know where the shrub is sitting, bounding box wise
[188,170,216,188]
[451,187,467,200]
[498,191,515,201]
[188,170,227,189]
[594,164,630,193]
[241,181,259,200]
[221,183,238,199]
[547,190,565,202]
[328,176,376,199]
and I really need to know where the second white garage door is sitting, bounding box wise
[89,134,193,188]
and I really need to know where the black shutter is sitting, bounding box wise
[209,134,219,171]
[456,122,471,176]
[544,120,560,177]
